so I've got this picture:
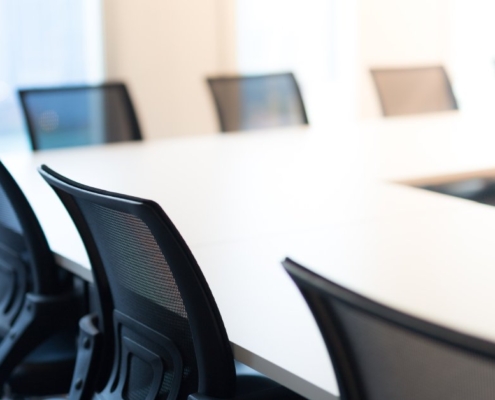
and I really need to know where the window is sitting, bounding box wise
[0,0,103,152]
[451,0,495,112]
[236,0,358,122]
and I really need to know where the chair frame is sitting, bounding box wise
[18,82,142,151]
[206,72,309,132]
[39,165,237,400]
[370,66,458,117]
[283,257,495,400]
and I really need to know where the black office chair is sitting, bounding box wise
[0,161,82,396]
[371,66,458,116]
[18,83,142,151]
[207,72,308,132]
[283,257,495,400]
[39,165,304,400]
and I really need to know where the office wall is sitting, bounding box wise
[103,0,236,138]
[359,0,453,118]
[103,0,455,128]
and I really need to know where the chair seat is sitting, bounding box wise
[6,330,77,396]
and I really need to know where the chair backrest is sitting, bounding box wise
[0,161,81,388]
[207,72,308,132]
[0,162,60,310]
[0,161,74,380]
[19,83,142,151]
[39,165,236,400]
[371,66,458,116]
[283,258,495,400]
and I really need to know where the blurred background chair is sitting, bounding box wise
[371,66,458,116]
[283,257,495,400]
[421,177,495,206]
[18,83,142,151]
[0,161,82,396]
[207,72,308,132]
[40,165,304,400]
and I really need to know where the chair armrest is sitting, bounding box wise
[69,313,103,400]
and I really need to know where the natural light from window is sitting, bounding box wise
[0,0,103,153]
[236,0,358,124]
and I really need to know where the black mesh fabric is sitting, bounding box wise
[0,183,22,234]
[124,355,153,400]
[73,198,197,400]
[21,85,140,150]
[208,73,307,132]
[0,260,14,324]
[0,178,27,326]
[0,267,11,300]
[371,67,457,116]
[332,300,495,400]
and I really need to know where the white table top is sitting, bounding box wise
[4,112,495,399]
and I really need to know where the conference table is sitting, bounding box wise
[4,112,495,399]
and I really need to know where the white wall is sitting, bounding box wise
[451,0,495,113]
[103,0,461,129]
[359,0,453,118]
[103,0,236,138]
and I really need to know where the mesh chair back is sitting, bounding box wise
[0,161,59,306]
[39,166,236,400]
[371,66,458,116]
[207,72,308,132]
[0,175,25,332]
[19,83,142,151]
[0,162,81,396]
[283,258,495,400]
